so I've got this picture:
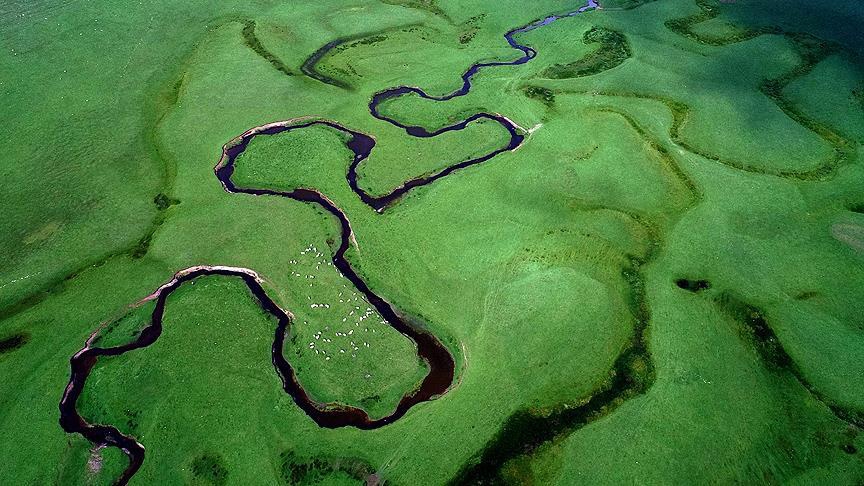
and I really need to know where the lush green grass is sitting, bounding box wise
[55,436,129,485]
[1,0,863,484]
[358,118,513,196]
[0,0,241,314]
[91,300,157,349]
[231,123,355,195]
[785,54,864,144]
[542,27,632,79]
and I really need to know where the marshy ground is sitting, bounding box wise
[1,0,863,484]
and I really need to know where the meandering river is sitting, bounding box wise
[59,1,600,483]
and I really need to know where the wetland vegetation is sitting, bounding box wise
[1,0,863,484]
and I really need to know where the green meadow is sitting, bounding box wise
[1,0,862,484]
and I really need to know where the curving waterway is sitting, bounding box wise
[59,1,599,483]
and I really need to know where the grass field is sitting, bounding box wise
[1,0,863,484]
